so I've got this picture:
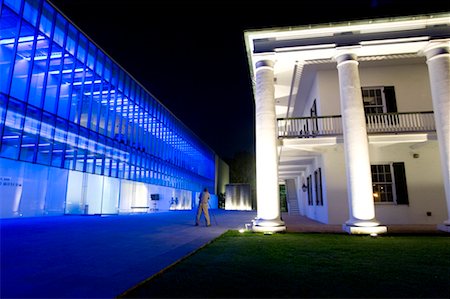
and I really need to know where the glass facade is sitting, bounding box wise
[0,0,216,217]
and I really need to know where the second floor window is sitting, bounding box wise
[362,86,397,114]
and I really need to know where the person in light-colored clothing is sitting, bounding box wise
[195,188,211,226]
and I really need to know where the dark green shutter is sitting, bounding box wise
[393,162,409,205]
[384,86,397,113]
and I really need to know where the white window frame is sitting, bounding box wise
[371,162,398,205]
[362,86,387,114]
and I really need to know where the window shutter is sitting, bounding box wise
[393,162,409,205]
[384,86,397,113]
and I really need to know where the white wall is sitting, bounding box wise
[318,70,341,115]
[302,157,330,223]
[359,63,433,112]
[305,141,446,225]
[322,146,349,224]
[369,141,446,224]
[314,62,433,116]
[300,75,319,117]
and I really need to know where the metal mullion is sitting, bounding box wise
[5,99,26,160]
[115,90,124,143]
[104,138,113,177]
[148,99,155,154]
[102,77,112,137]
[134,87,142,149]
[90,130,99,174]
[137,89,145,151]
[28,105,42,163]
[115,71,125,144]
[86,47,98,130]
[75,36,89,125]
[97,55,108,135]
[39,9,58,110]
[54,117,68,168]
[72,123,81,171]
[157,104,163,159]
[127,82,135,148]
[23,0,44,105]
[0,95,7,141]
[86,46,99,131]
[122,75,131,146]
[144,95,150,153]
[5,0,26,95]
[53,18,69,116]
[100,136,107,176]
[40,112,56,164]
[161,109,167,162]
[66,30,80,121]
[170,116,175,164]
[108,65,119,139]
[94,56,106,136]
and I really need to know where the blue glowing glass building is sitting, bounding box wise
[0,0,220,217]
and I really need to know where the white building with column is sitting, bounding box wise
[244,13,450,234]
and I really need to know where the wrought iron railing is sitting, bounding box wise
[278,111,435,138]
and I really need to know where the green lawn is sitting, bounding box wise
[120,231,450,298]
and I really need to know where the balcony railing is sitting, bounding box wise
[278,111,435,138]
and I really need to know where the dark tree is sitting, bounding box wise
[228,151,256,188]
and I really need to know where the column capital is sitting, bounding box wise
[334,53,357,65]
[420,40,450,60]
[255,59,275,70]
[333,48,360,66]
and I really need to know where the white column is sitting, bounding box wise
[335,52,386,234]
[422,41,450,231]
[253,59,286,233]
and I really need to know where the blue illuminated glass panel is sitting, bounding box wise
[0,0,216,194]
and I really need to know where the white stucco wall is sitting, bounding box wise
[309,142,446,225]
[322,146,349,224]
[315,62,433,116]
[359,63,433,112]
[303,75,319,117]
[369,141,446,224]
[301,157,330,224]
[318,70,341,115]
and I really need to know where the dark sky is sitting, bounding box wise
[48,0,448,160]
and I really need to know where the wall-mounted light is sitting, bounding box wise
[302,183,307,192]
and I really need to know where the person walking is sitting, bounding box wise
[195,187,211,226]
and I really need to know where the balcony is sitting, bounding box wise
[278,111,435,138]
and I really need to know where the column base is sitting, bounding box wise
[343,224,387,235]
[437,222,450,233]
[252,218,286,233]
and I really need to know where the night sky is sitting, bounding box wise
[48,0,448,160]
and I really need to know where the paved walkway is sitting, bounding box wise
[1,210,256,299]
[1,210,446,298]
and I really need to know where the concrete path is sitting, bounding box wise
[1,210,256,299]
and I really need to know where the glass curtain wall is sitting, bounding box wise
[0,0,215,216]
